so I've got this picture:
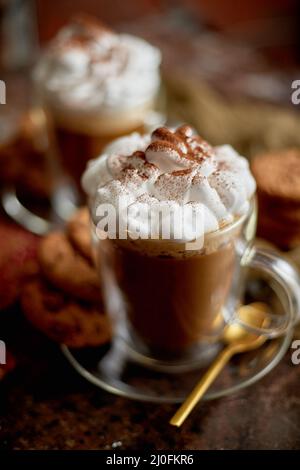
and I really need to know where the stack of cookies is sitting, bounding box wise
[251,149,300,250]
[21,208,111,348]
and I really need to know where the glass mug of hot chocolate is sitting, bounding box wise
[83,125,300,373]
[34,15,162,215]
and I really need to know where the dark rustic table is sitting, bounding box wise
[0,307,299,450]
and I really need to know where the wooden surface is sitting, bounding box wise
[0,303,300,450]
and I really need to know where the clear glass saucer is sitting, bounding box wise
[61,328,292,404]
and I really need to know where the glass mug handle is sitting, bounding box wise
[234,246,300,338]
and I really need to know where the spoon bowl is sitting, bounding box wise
[170,302,271,427]
[223,302,270,353]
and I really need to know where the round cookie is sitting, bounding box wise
[66,207,93,261]
[252,149,300,203]
[38,231,101,303]
[21,277,111,348]
[252,149,300,249]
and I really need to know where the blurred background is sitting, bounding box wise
[1,0,300,216]
[1,1,300,447]
[1,1,300,445]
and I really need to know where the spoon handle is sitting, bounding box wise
[170,347,233,427]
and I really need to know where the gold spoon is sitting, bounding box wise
[170,302,270,427]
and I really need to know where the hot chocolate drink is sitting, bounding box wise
[34,15,161,199]
[102,231,241,357]
[83,125,256,358]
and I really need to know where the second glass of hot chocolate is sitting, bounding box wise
[34,15,161,203]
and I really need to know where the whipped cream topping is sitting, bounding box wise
[34,16,161,114]
[82,125,256,240]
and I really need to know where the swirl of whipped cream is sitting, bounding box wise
[34,15,161,113]
[82,125,256,240]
